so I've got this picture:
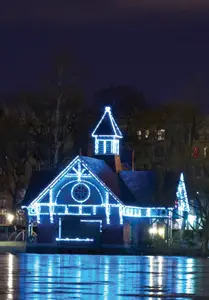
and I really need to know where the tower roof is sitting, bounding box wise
[92,106,123,138]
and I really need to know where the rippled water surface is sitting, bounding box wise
[1,254,209,299]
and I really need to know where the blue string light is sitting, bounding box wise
[176,173,190,228]
[56,238,94,242]
[92,106,123,155]
[22,141,190,234]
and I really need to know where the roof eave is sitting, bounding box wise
[92,134,123,138]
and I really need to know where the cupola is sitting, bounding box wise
[92,106,123,155]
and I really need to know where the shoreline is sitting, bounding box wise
[0,241,207,257]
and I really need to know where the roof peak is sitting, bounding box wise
[105,106,111,112]
[92,106,122,138]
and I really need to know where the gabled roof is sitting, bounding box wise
[22,155,134,207]
[22,155,80,207]
[92,106,122,137]
[80,156,134,205]
[22,169,61,207]
[22,155,179,209]
[119,170,179,207]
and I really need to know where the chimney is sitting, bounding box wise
[115,155,122,173]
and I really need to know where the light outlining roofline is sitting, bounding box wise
[92,106,123,138]
[23,204,173,210]
[79,159,123,205]
[93,135,122,138]
[109,110,122,136]
[123,206,173,210]
[28,155,79,206]
[24,156,123,208]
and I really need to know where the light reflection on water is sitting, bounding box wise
[0,254,209,299]
[7,254,14,300]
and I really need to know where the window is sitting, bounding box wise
[71,183,90,203]
[106,141,112,154]
[156,129,165,141]
[98,141,104,154]
[198,129,207,141]
[137,130,142,140]
[145,130,149,139]
[137,129,150,140]
[204,147,208,158]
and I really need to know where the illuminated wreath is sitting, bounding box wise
[71,183,90,203]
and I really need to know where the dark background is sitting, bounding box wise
[1,1,209,108]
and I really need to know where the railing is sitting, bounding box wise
[8,229,26,241]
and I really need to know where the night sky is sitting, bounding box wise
[1,1,209,107]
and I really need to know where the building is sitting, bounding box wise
[22,107,191,248]
[132,109,209,171]
[135,127,166,170]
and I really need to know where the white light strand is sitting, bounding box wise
[56,238,94,242]
[27,203,173,220]
[55,178,104,204]
[37,209,40,224]
[58,218,61,238]
[29,155,80,206]
[49,189,54,224]
[147,208,151,217]
[105,192,110,225]
[119,206,123,225]
[93,206,96,215]
[92,106,122,138]
[57,212,91,216]
[24,157,122,209]
[91,106,122,155]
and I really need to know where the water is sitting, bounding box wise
[1,254,209,299]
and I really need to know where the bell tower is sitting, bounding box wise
[92,106,123,155]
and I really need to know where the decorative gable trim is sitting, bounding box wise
[25,156,122,207]
[80,159,123,205]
